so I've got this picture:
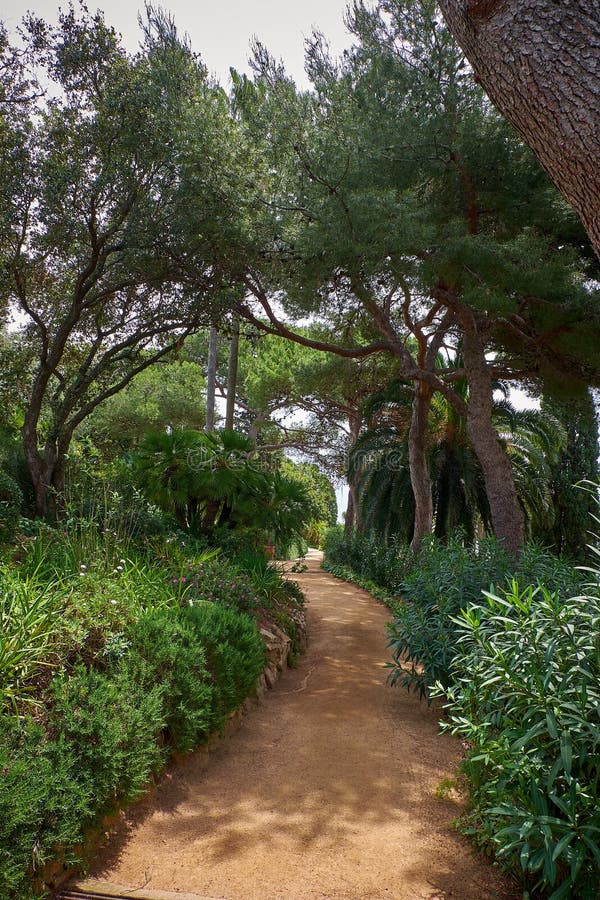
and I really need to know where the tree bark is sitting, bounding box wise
[438,0,600,259]
[345,411,362,532]
[408,382,434,552]
[205,327,218,432]
[461,323,525,557]
[225,320,240,431]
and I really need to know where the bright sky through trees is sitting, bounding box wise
[2,0,352,87]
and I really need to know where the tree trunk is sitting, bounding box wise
[205,327,218,432]
[461,324,524,557]
[438,0,600,259]
[225,320,240,430]
[408,382,434,552]
[345,411,362,533]
[344,482,358,533]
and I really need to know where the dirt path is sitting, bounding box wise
[78,551,517,900]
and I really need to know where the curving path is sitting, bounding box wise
[76,550,517,900]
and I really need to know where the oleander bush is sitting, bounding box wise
[322,525,413,590]
[435,579,600,898]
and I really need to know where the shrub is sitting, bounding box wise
[322,526,413,590]
[0,718,93,898]
[50,662,166,807]
[0,567,68,712]
[387,537,585,699]
[126,608,215,752]
[182,603,266,722]
[436,580,600,897]
[0,470,22,545]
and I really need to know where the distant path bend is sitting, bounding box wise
[79,550,517,900]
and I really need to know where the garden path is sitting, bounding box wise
[75,550,517,900]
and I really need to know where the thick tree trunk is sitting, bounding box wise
[205,327,218,432]
[438,0,600,259]
[408,382,434,552]
[461,325,524,557]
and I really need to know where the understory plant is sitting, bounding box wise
[0,567,69,713]
[436,579,600,898]
[386,536,585,699]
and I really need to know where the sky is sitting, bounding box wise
[2,0,353,87]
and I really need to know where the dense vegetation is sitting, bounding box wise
[1,0,599,898]
[0,506,310,898]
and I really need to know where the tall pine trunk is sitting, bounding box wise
[225,320,240,431]
[461,325,524,557]
[205,327,218,432]
[408,382,434,551]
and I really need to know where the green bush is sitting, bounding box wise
[0,718,93,899]
[0,567,68,712]
[0,470,22,545]
[387,536,585,699]
[126,608,215,752]
[322,526,413,591]
[182,603,266,722]
[51,662,166,807]
[436,580,600,898]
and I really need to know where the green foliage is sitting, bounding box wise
[0,567,68,713]
[0,470,22,545]
[80,360,207,453]
[387,536,585,700]
[350,372,567,546]
[436,580,600,897]
[0,719,93,898]
[537,391,600,560]
[181,603,266,722]
[279,458,337,546]
[121,609,214,753]
[0,562,273,896]
[322,525,413,591]
[133,429,316,549]
[50,663,166,808]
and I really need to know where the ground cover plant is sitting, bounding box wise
[0,518,303,899]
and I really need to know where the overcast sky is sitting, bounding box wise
[2,0,353,87]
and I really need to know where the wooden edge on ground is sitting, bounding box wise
[62,878,223,900]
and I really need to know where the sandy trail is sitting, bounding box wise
[78,550,516,900]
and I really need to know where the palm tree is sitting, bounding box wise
[133,429,316,546]
[350,373,565,545]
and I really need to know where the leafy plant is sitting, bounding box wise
[125,607,216,752]
[51,662,166,807]
[0,567,68,712]
[436,579,600,897]
[386,536,585,699]
[0,718,93,898]
[0,470,22,545]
